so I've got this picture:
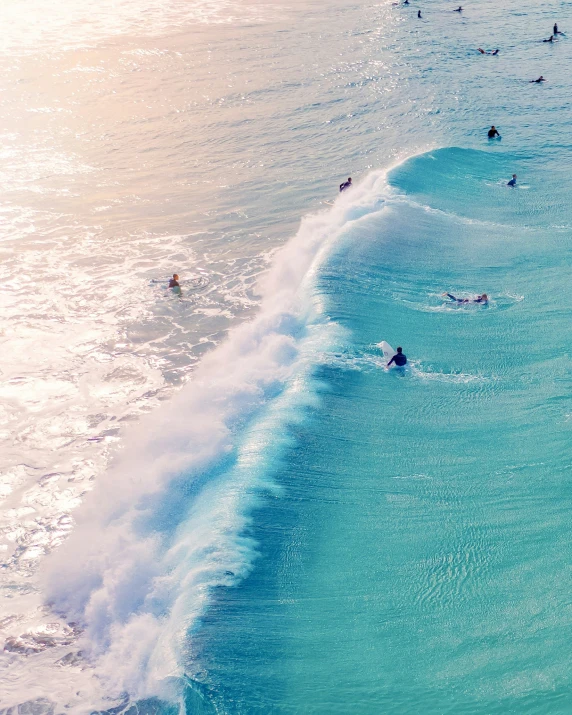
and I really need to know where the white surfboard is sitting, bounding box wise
[377,340,396,362]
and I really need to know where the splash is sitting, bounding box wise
[34,173,389,711]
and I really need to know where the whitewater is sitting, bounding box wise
[2,0,572,712]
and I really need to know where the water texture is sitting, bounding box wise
[1,0,572,712]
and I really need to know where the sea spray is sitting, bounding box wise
[39,173,389,706]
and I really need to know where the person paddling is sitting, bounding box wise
[443,292,488,304]
[530,76,546,83]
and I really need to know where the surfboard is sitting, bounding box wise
[377,341,396,362]
[324,200,335,206]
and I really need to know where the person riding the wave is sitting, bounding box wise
[387,346,407,367]
[339,177,352,192]
[443,292,488,304]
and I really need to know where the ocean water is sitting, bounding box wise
[2,0,572,712]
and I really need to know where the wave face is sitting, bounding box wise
[32,174,390,711]
[187,147,572,713]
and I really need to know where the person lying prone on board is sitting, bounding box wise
[443,292,488,304]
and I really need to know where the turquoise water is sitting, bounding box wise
[191,147,572,713]
[4,0,572,711]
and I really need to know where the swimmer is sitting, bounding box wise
[488,125,500,138]
[530,76,546,82]
[454,5,462,10]
[491,49,499,55]
[387,346,407,367]
[168,273,180,288]
[507,174,517,186]
[554,23,561,35]
[443,293,488,304]
[543,35,555,42]
[339,177,352,192]
[404,0,409,5]
[418,10,422,18]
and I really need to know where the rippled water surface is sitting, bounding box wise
[1,0,572,712]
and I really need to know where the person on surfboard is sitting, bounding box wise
[339,177,352,192]
[443,292,488,304]
[387,347,407,367]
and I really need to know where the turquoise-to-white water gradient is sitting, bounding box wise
[2,0,572,712]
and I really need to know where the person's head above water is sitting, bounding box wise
[480,293,488,301]
[173,273,179,280]
[396,347,403,353]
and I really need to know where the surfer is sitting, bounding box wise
[417,10,422,18]
[543,35,555,42]
[507,174,517,186]
[387,347,407,367]
[530,76,546,83]
[488,125,500,138]
[339,177,352,192]
[443,293,488,304]
[554,23,560,35]
[491,49,499,55]
[168,273,180,288]
[454,6,462,10]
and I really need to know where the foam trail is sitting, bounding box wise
[39,172,388,710]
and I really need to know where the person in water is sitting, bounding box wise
[554,23,560,35]
[418,10,422,18]
[543,35,555,42]
[454,6,462,11]
[530,76,546,82]
[491,49,499,55]
[339,177,352,192]
[168,273,180,288]
[488,125,500,138]
[443,293,488,304]
[387,347,407,367]
[507,174,517,186]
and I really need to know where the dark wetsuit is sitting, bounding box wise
[169,279,180,288]
[488,128,500,138]
[507,177,516,186]
[446,293,486,304]
[388,352,407,367]
[339,181,352,192]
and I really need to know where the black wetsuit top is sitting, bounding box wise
[446,293,486,304]
[488,128,500,138]
[388,352,407,366]
[339,181,352,192]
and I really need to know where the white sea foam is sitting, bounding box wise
[18,173,390,712]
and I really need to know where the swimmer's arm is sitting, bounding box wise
[387,356,396,367]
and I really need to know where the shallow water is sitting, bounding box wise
[2,0,572,711]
